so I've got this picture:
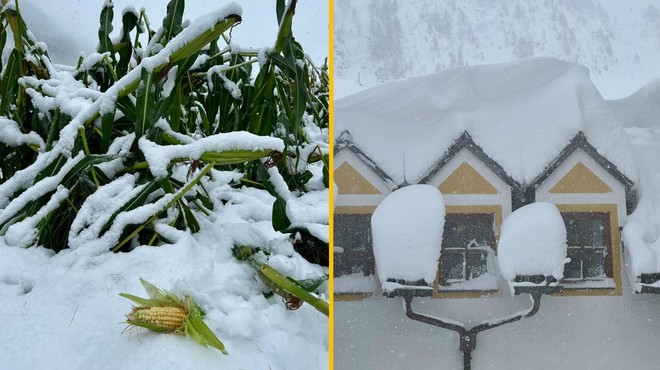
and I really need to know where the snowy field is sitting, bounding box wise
[0,183,329,369]
[335,277,660,370]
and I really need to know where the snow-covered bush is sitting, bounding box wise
[371,184,445,289]
[0,0,328,261]
[498,202,568,281]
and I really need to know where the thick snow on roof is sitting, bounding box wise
[498,202,568,281]
[371,185,444,287]
[335,57,638,185]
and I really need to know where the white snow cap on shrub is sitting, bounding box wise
[371,184,445,286]
[498,202,568,281]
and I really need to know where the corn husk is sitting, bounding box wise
[120,278,228,355]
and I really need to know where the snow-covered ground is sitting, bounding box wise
[334,275,660,369]
[0,175,329,369]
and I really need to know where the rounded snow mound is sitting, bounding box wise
[336,57,638,185]
[498,202,568,281]
[371,184,445,286]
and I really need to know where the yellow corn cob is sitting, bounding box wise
[128,306,187,332]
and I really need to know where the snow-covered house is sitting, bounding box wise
[333,57,638,299]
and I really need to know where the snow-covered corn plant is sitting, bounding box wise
[0,0,328,260]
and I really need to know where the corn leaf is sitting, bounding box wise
[135,68,156,139]
[118,292,158,307]
[187,308,229,355]
[162,0,185,45]
[0,49,19,116]
[271,196,291,232]
[116,10,138,77]
[259,263,328,316]
[97,2,115,56]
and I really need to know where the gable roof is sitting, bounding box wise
[419,131,520,189]
[529,131,637,213]
[335,130,398,190]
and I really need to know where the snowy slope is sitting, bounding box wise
[19,0,328,66]
[334,0,660,99]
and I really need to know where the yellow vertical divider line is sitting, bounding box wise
[328,0,335,369]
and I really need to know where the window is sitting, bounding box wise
[334,213,375,276]
[439,213,495,285]
[561,212,611,281]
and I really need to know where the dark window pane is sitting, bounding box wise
[443,250,465,281]
[561,212,611,282]
[466,219,492,247]
[564,248,582,280]
[565,219,581,246]
[466,250,488,279]
[444,220,465,248]
[334,214,374,276]
[586,220,605,247]
[334,252,346,276]
[348,252,370,275]
[584,249,606,278]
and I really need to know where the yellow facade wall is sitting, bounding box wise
[439,162,499,194]
[550,162,612,194]
[335,162,382,195]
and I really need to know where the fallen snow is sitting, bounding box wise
[0,117,45,149]
[371,184,444,287]
[622,127,660,289]
[335,57,638,186]
[498,202,568,281]
[138,133,284,178]
[0,172,328,370]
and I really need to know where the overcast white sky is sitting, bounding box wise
[19,0,328,65]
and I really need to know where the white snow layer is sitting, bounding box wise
[498,202,568,281]
[138,133,284,178]
[0,117,45,149]
[0,179,328,370]
[371,184,444,286]
[334,57,638,186]
[622,127,660,286]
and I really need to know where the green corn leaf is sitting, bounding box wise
[296,275,328,293]
[273,0,296,54]
[154,52,198,122]
[97,2,115,56]
[116,95,137,123]
[110,161,215,252]
[276,0,285,24]
[140,278,167,300]
[258,263,328,316]
[162,0,185,45]
[0,14,6,72]
[118,292,158,307]
[169,85,182,132]
[101,180,161,235]
[116,10,138,77]
[135,68,156,139]
[101,111,115,152]
[179,199,200,233]
[271,196,291,232]
[187,307,229,355]
[0,49,19,116]
[169,14,241,64]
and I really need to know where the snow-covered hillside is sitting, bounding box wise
[334,0,660,99]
